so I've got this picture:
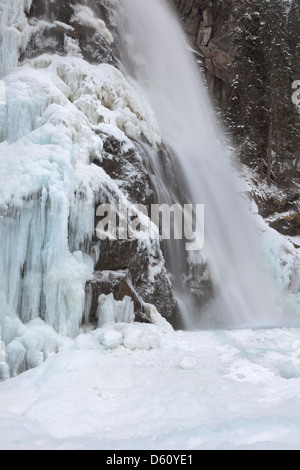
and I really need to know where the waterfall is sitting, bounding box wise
[0,0,298,383]
[118,0,291,328]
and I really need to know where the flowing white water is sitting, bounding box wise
[119,0,291,328]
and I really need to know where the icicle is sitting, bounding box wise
[0,0,33,77]
[97,294,134,327]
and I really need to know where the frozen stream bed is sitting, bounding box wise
[1,324,300,450]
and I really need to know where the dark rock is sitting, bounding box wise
[254,193,299,219]
[84,269,146,324]
[28,0,75,23]
[172,0,237,107]
[252,189,300,237]
[186,263,213,304]
[21,0,117,66]
[97,134,154,208]
[92,134,178,326]
[269,213,300,237]
[137,270,180,328]
[93,238,178,327]
[95,239,148,280]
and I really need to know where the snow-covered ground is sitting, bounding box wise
[1,322,300,450]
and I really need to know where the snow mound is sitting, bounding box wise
[123,324,161,351]
[179,355,198,370]
[96,328,123,350]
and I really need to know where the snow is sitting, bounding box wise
[97,328,123,350]
[231,161,300,319]
[0,0,299,451]
[122,324,161,350]
[0,0,33,77]
[54,21,75,32]
[97,294,135,327]
[0,50,162,378]
[143,303,174,333]
[1,325,300,450]
[289,236,300,247]
[64,36,83,58]
[71,5,114,45]
[257,218,300,314]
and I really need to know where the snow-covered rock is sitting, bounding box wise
[0,0,175,379]
[123,324,161,351]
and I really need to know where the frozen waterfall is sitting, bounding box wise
[0,0,299,381]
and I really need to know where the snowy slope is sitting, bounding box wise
[1,323,300,450]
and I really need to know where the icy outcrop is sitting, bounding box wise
[0,0,33,77]
[0,0,175,379]
[71,4,114,44]
[97,293,135,327]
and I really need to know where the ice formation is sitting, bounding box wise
[97,294,135,327]
[0,0,163,379]
[71,4,114,45]
[0,0,299,382]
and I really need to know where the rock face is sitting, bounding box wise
[92,131,178,326]
[172,0,237,107]
[84,270,145,325]
[22,0,117,66]
[0,0,214,383]
[254,189,300,241]
[172,0,300,238]
[12,0,203,332]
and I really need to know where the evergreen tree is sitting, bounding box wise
[287,0,300,75]
[226,0,300,185]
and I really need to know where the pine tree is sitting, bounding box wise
[226,3,267,171]
[287,0,300,75]
[226,0,300,185]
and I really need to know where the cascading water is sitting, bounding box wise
[118,0,293,328]
[137,141,204,329]
[0,0,299,383]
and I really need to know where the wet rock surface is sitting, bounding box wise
[22,0,117,66]
[172,0,236,106]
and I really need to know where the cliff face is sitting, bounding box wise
[22,0,117,66]
[173,0,300,240]
[1,0,218,379]
[172,0,299,109]
[172,0,237,107]
[18,0,183,328]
